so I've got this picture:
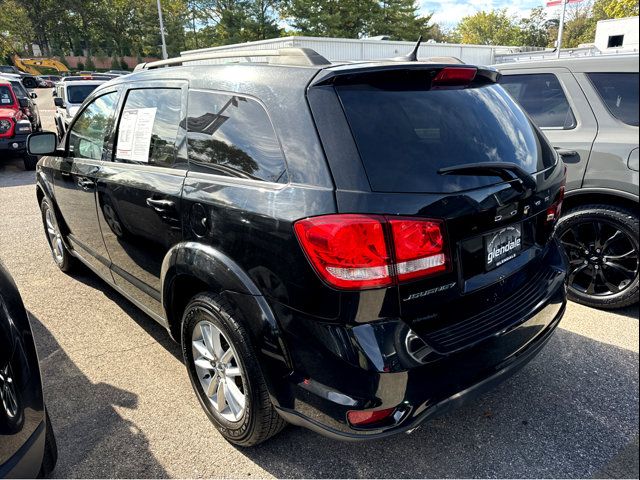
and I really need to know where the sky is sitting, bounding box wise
[419,0,562,27]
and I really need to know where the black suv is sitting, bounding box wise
[28,48,567,446]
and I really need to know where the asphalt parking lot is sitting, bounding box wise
[0,89,638,478]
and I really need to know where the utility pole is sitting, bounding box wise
[556,0,567,59]
[157,0,169,60]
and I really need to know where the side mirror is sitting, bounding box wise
[18,98,29,108]
[30,92,38,99]
[52,89,57,97]
[54,97,64,108]
[27,132,60,156]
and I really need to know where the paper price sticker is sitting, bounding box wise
[116,107,157,162]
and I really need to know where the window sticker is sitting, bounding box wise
[116,107,157,162]
[1,98,10,104]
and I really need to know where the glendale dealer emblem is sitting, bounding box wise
[486,226,522,270]
[0,364,19,419]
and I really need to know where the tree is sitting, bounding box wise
[281,0,378,38]
[0,0,34,57]
[593,0,639,18]
[517,7,550,47]
[368,0,434,41]
[456,9,521,45]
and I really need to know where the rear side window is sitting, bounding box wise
[115,88,182,167]
[337,81,550,193]
[500,74,576,129]
[587,73,639,126]
[186,90,287,183]
[67,85,99,104]
[9,81,27,99]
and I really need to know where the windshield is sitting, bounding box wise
[0,86,14,105]
[67,84,99,104]
[337,81,554,193]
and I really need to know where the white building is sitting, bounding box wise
[181,36,540,66]
[594,16,639,52]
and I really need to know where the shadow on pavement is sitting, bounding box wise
[613,304,639,321]
[29,313,170,478]
[0,158,36,188]
[238,329,639,478]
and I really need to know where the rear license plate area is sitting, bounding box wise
[484,224,522,271]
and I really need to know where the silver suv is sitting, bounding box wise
[53,79,106,138]
[498,55,639,309]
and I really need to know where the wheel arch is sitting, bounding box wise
[563,188,639,215]
[160,242,294,383]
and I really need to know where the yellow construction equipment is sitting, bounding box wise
[12,55,70,75]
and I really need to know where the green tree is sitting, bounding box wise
[0,0,34,57]
[456,9,521,45]
[517,7,550,47]
[281,0,378,38]
[368,0,434,41]
[593,0,639,18]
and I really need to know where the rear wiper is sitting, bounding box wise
[437,162,536,191]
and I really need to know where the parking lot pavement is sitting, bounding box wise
[0,91,638,479]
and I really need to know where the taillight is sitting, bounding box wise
[389,219,447,281]
[294,214,449,290]
[432,67,477,88]
[347,407,395,426]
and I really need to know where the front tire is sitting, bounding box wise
[40,198,77,273]
[181,293,286,446]
[556,204,639,309]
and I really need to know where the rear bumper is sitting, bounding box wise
[274,241,568,440]
[0,420,45,478]
[0,133,28,154]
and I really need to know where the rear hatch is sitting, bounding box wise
[308,64,566,353]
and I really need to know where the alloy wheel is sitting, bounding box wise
[559,219,639,297]
[44,205,65,264]
[191,320,246,422]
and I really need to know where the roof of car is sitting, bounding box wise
[496,53,639,73]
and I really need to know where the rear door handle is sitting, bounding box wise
[554,148,580,163]
[77,178,95,190]
[146,197,175,212]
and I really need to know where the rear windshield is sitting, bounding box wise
[337,81,553,193]
[67,84,99,104]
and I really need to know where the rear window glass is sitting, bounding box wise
[587,73,639,126]
[67,85,99,104]
[337,82,551,193]
[500,74,576,129]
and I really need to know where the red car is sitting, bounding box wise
[0,79,37,170]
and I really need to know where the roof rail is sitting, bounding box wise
[135,47,331,71]
[425,56,464,64]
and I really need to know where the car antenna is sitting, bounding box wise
[390,36,422,62]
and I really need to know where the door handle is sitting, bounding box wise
[554,148,580,163]
[77,178,95,190]
[146,197,175,212]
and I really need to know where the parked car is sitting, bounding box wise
[0,262,57,478]
[37,76,59,88]
[497,54,639,309]
[28,48,567,446]
[0,65,38,89]
[0,79,38,170]
[53,79,106,139]
[0,74,42,133]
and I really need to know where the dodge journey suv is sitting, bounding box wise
[28,47,567,446]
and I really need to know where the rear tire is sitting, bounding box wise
[181,292,286,446]
[40,198,77,273]
[556,204,638,309]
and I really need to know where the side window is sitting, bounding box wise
[68,92,118,161]
[186,90,287,183]
[500,73,576,129]
[587,73,639,127]
[114,88,182,167]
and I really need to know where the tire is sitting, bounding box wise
[40,198,77,273]
[181,292,286,446]
[38,409,58,478]
[23,154,38,171]
[556,204,639,309]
